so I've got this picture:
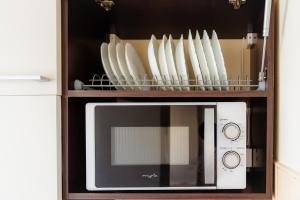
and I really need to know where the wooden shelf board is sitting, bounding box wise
[67,192,270,200]
[67,90,268,98]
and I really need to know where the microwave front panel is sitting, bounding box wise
[86,104,217,190]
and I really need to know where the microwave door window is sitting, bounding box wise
[111,127,167,165]
[94,106,168,188]
[93,105,216,189]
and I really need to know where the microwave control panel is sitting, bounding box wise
[216,102,247,189]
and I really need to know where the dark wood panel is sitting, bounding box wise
[68,38,105,89]
[102,0,264,39]
[68,98,87,192]
[62,1,69,198]
[67,90,268,98]
[67,192,271,200]
[68,0,110,38]
[62,0,69,95]
[62,97,69,199]
[68,0,109,89]
[264,2,275,197]
[67,0,265,39]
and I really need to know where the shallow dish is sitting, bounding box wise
[175,35,190,91]
[165,35,181,90]
[202,30,221,90]
[125,43,150,90]
[188,30,205,91]
[108,42,127,89]
[116,42,136,89]
[148,35,165,90]
[158,35,173,90]
[194,30,213,90]
[211,30,229,90]
[100,43,121,89]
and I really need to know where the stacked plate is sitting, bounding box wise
[100,41,150,90]
[100,30,228,91]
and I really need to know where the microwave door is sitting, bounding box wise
[86,103,217,191]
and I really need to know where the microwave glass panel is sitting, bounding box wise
[111,126,189,165]
[93,105,216,188]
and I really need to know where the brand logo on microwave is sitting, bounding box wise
[141,173,159,179]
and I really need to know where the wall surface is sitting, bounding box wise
[276,0,300,172]
[275,0,300,199]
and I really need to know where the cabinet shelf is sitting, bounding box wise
[67,90,268,98]
[67,192,270,200]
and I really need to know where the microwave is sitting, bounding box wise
[86,102,246,191]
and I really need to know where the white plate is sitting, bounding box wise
[165,35,181,90]
[100,43,121,89]
[148,35,165,90]
[116,42,135,89]
[202,30,221,90]
[211,30,229,90]
[108,42,126,89]
[158,35,173,90]
[195,30,213,90]
[188,30,205,91]
[175,35,190,91]
[125,43,150,90]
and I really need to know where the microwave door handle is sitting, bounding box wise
[204,108,215,184]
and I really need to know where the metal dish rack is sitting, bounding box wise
[74,74,259,91]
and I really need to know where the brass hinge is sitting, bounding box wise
[95,0,115,11]
[229,0,247,9]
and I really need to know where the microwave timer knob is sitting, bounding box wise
[222,151,241,169]
[222,122,241,141]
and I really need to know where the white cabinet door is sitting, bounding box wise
[0,0,61,95]
[0,96,61,200]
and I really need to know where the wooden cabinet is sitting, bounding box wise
[0,96,61,200]
[62,0,274,199]
[0,0,61,95]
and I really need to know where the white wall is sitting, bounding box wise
[277,0,300,173]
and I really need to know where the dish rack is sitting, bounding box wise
[74,74,258,91]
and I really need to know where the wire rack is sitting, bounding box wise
[74,74,259,91]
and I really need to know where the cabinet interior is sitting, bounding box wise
[67,97,267,193]
[67,0,266,90]
[63,0,274,199]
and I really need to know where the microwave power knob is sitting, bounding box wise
[222,151,241,169]
[222,122,241,141]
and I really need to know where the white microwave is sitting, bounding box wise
[85,102,247,191]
